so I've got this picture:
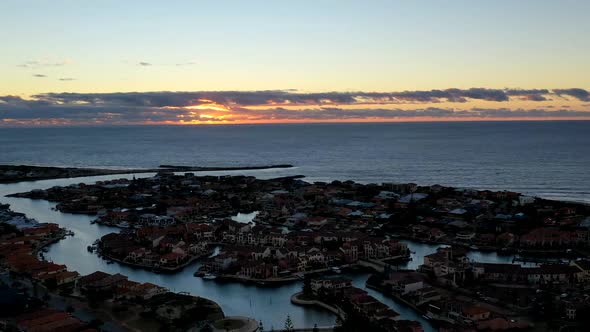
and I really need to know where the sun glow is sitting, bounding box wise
[184,99,231,112]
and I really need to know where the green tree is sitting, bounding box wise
[302,274,312,296]
[284,314,294,331]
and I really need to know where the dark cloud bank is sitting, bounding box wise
[1,88,589,125]
[27,88,560,106]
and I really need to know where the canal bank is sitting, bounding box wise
[0,171,342,330]
[291,292,347,321]
[0,171,543,331]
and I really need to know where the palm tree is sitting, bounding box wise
[284,315,294,331]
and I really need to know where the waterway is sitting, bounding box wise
[0,171,532,330]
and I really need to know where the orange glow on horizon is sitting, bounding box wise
[151,116,590,126]
[183,99,231,112]
[3,117,589,127]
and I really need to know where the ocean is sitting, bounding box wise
[1,121,589,203]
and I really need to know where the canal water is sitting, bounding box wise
[0,171,526,330]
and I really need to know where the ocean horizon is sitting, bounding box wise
[2,121,589,203]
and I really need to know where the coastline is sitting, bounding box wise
[209,265,355,285]
[291,292,347,321]
[396,235,583,258]
[364,282,426,316]
[32,230,70,257]
[96,247,212,273]
[0,163,294,184]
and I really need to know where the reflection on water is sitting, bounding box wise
[231,211,259,224]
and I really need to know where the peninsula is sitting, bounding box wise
[0,164,294,184]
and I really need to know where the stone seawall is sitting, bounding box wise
[290,292,346,321]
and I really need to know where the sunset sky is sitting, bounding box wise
[1,0,589,125]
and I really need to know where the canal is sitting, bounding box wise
[0,171,528,331]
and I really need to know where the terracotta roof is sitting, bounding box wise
[462,306,490,315]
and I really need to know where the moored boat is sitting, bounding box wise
[330,267,342,274]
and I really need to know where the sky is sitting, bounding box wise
[1,0,589,125]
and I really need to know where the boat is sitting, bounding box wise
[202,274,217,280]
[469,245,479,250]
[330,267,342,274]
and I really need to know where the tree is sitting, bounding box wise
[200,324,213,332]
[302,274,312,296]
[284,314,294,331]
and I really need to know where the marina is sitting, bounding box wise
[0,171,557,330]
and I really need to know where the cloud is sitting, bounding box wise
[175,61,197,66]
[58,78,76,81]
[470,108,590,118]
[17,59,70,68]
[1,89,589,126]
[33,74,47,78]
[135,61,196,67]
[231,107,590,121]
[505,89,550,101]
[521,94,548,101]
[554,88,590,101]
[29,88,559,108]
